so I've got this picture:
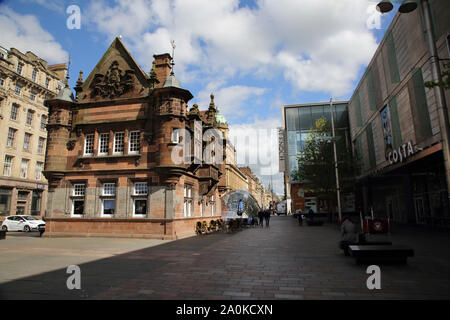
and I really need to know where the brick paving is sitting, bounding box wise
[1,216,450,300]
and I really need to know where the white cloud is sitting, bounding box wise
[195,84,266,119]
[228,117,284,194]
[0,6,68,63]
[18,0,65,13]
[86,0,379,96]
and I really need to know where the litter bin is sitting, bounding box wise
[0,230,6,240]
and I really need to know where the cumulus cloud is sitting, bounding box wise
[0,6,68,63]
[195,84,267,119]
[86,0,379,96]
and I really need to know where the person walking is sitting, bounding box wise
[339,216,358,256]
[258,210,264,228]
[264,209,271,228]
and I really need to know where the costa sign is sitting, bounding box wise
[388,141,420,164]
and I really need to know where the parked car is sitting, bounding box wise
[1,215,45,232]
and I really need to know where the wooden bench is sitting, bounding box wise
[349,245,414,264]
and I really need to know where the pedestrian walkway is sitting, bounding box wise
[1,216,449,299]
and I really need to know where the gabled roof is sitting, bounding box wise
[77,37,150,103]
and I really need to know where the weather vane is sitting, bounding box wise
[170,40,176,75]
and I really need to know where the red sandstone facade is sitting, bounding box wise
[43,38,226,239]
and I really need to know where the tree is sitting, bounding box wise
[292,117,356,218]
[424,63,450,90]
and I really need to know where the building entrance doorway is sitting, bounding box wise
[414,197,425,224]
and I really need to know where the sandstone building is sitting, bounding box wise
[0,45,66,217]
[43,38,226,239]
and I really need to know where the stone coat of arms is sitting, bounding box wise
[91,61,135,99]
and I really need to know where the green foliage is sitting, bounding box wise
[424,63,450,90]
[243,198,259,218]
[292,117,355,204]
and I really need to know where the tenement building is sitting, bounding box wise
[0,45,66,217]
[348,1,450,226]
[43,38,225,239]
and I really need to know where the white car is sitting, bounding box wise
[1,215,45,232]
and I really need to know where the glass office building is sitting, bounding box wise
[284,102,350,178]
[280,101,351,214]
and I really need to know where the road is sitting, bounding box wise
[1,216,449,299]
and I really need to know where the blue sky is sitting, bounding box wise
[0,0,399,194]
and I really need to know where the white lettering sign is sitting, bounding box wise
[388,141,419,165]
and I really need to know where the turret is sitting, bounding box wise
[43,83,75,187]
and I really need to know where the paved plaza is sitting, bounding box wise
[0,216,449,300]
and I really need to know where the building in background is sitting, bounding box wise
[0,45,66,217]
[43,38,225,239]
[279,101,353,215]
[217,116,248,196]
[349,1,450,226]
[238,166,269,208]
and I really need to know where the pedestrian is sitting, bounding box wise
[339,216,358,256]
[258,210,264,227]
[264,209,271,228]
[298,210,303,226]
[307,207,315,222]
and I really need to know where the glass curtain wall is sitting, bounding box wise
[285,103,349,180]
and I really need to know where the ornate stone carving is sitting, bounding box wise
[66,140,76,151]
[91,61,135,99]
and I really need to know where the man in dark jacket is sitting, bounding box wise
[258,210,264,227]
[264,210,271,228]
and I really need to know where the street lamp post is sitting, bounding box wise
[377,0,450,209]
[330,98,342,223]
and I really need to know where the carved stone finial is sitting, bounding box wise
[189,103,200,116]
[77,71,83,85]
[149,61,159,89]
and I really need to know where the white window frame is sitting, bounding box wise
[129,131,140,154]
[133,198,147,217]
[7,128,16,148]
[184,185,193,217]
[84,133,94,156]
[73,184,85,196]
[132,182,148,217]
[171,128,180,144]
[20,159,29,179]
[113,132,125,155]
[134,182,148,196]
[37,137,45,154]
[98,133,109,156]
[17,63,23,75]
[102,183,116,217]
[26,110,33,126]
[23,133,32,151]
[15,84,22,95]
[210,195,215,216]
[35,162,43,180]
[40,115,47,130]
[72,184,85,216]
[3,155,13,177]
[103,183,116,196]
[10,104,19,120]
